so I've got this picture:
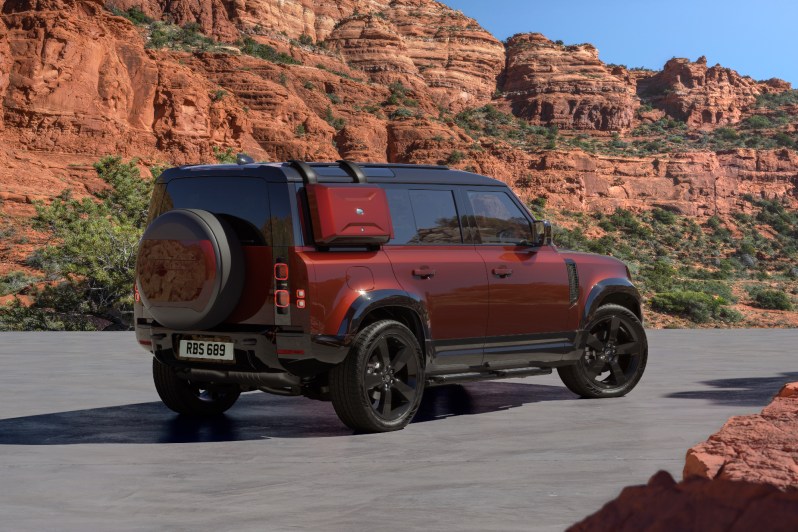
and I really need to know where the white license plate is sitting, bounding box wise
[178,340,235,362]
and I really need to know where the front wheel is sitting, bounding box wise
[558,304,647,398]
[330,320,425,432]
[152,357,241,416]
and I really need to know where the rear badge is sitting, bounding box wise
[356,208,364,215]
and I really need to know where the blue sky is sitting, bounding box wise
[441,0,797,87]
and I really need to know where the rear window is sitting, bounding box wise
[154,177,271,245]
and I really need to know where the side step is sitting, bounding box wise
[426,367,552,386]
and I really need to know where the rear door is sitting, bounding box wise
[382,185,488,369]
[464,188,571,364]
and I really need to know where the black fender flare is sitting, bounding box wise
[581,278,642,330]
[335,289,431,355]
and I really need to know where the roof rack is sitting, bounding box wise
[289,160,369,184]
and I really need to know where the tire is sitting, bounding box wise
[136,209,245,330]
[152,357,241,416]
[330,320,425,433]
[558,304,647,398]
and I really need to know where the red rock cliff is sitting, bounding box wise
[501,33,638,131]
[0,0,795,237]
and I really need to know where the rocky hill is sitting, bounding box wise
[1,0,797,326]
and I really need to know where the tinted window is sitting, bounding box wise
[161,177,271,244]
[385,188,463,245]
[467,191,533,245]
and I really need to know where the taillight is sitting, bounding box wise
[275,261,289,313]
[274,263,289,280]
[134,283,140,302]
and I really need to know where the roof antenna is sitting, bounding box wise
[236,153,254,165]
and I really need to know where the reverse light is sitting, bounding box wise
[275,290,290,308]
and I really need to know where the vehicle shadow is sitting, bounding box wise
[665,371,798,407]
[0,381,573,445]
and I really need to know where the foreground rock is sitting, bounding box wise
[569,470,798,531]
[684,382,798,490]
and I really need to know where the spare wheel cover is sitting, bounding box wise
[136,208,245,330]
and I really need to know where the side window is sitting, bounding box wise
[385,189,418,245]
[384,188,463,245]
[467,191,533,245]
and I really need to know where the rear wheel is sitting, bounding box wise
[152,357,241,416]
[558,304,647,398]
[330,320,425,432]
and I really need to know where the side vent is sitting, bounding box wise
[565,259,579,306]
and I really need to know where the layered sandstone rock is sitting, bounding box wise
[684,382,798,490]
[637,56,776,128]
[2,0,158,155]
[507,148,797,217]
[569,470,798,531]
[325,14,427,93]
[501,33,639,131]
[385,0,504,111]
[0,21,10,130]
[0,0,795,229]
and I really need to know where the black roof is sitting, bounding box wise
[157,161,505,187]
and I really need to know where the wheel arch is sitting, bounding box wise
[337,290,431,360]
[582,278,643,329]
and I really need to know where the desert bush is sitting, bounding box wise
[749,288,793,310]
[1,157,156,330]
[239,37,300,65]
[0,271,37,296]
[650,290,737,323]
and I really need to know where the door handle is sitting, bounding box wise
[492,267,513,278]
[412,268,436,279]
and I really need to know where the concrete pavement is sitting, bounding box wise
[0,329,795,531]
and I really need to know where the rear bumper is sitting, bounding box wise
[135,324,350,379]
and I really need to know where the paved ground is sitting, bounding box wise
[0,330,795,531]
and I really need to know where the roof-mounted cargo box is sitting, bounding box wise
[306,184,393,245]
[290,160,393,246]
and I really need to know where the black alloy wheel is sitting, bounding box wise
[558,304,647,398]
[330,320,425,432]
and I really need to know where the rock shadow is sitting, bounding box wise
[665,372,798,407]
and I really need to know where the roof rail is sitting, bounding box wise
[288,160,318,184]
[337,160,367,183]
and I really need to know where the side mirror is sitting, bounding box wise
[533,220,553,246]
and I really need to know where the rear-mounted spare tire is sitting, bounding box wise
[136,209,245,330]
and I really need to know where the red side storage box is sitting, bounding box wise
[306,184,394,245]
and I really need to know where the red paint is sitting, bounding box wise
[306,184,394,245]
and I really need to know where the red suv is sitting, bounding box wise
[134,160,647,432]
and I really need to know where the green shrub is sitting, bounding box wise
[390,107,413,120]
[294,123,306,137]
[212,146,236,164]
[750,288,792,310]
[755,90,798,109]
[743,115,772,130]
[147,22,222,52]
[324,107,346,130]
[1,157,156,330]
[110,6,153,25]
[649,290,733,323]
[446,150,465,164]
[0,271,37,296]
[239,37,300,65]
